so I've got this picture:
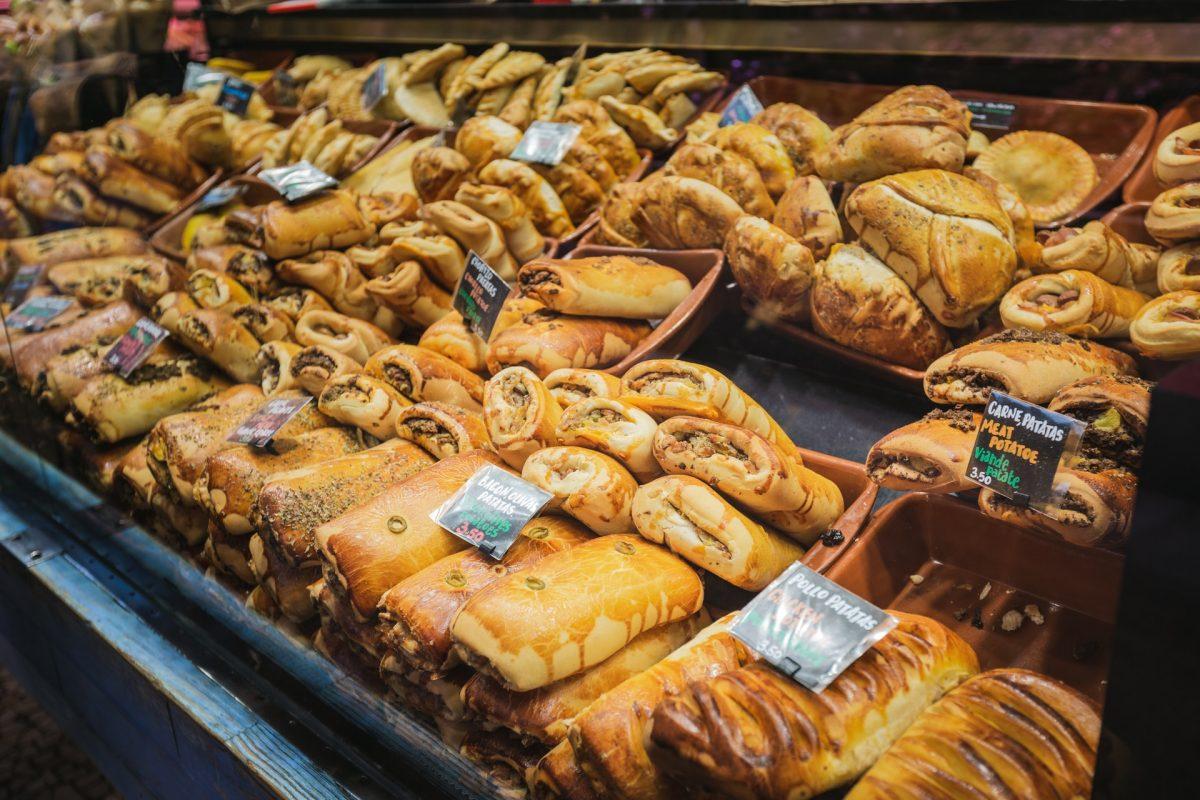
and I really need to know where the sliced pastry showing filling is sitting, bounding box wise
[231,303,294,343]
[459,730,546,800]
[394,401,491,461]
[867,408,982,493]
[555,397,662,482]
[294,309,393,363]
[317,373,411,440]
[174,308,262,384]
[1153,120,1200,187]
[521,446,639,535]
[1129,289,1200,360]
[1157,241,1200,294]
[289,344,362,397]
[972,130,1098,225]
[484,306,652,378]
[530,740,601,800]
[1048,374,1151,472]
[186,269,255,311]
[483,366,562,470]
[256,342,302,395]
[1145,182,1200,245]
[364,343,485,413]
[543,367,622,409]
[1036,220,1143,286]
[923,328,1137,406]
[998,269,1150,339]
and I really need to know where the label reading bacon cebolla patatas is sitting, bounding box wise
[431,465,553,560]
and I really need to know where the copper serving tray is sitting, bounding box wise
[150,175,281,263]
[141,169,225,238]
[1122,93,1200,204]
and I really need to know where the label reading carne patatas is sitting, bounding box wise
[228,396,313,448]
[966,390,1084,511]
[432,465,553,560]
[511,121,581,166]
[4,264,43,307]
[216,75,255,116]
[361,62,389,111]
[720,84,765,127]
[453,251,512,341]
[259,160,338,203]
[5,296,73,332]
[104,318,169,379]
[731,561,897,692]
[965,100,1017,131]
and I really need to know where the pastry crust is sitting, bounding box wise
[1157,241,1200,294]
[486,308,651,378]
[1000,269,1150,338]
[478,159,575,239]
[186,269,255,312]
[534,159,605,225]
[599,96,680,150]
[276,250,378,322]
[231,303,294,344]
[318,372,412,439]
[105,120,206,188]
[1037,221,1141,287]
[1129,289,1200,359]
[295,309,392,363]
[5,300,139,388]
[725,215,817,325]
[454,182,545,265]
[1153,120,1200,186]
[256,341,303,395]
[544,368,622,409]
[662,142,775,218]
[81,145,185,215]
[866,408,981,493]
[38,342,115,413]
[412,146,472,204]
[1146,182,1200,244]
[978,466,1135,549]
[483,366,562,470]
[455,115,524,171]
[386,234,467,290]
[53,173,153,229]
[751,103,832,176]
[0,227,147,269]
[705,123,796,200]
[522,445,639,535]
[365,260,450,329]
[553,100,641,177]
[174,308,262,384]
[531,741,602,800]
[264,286,333,322]
[260,190,373,260]
[394,401,491,460]
[964,165,1041,271]
[972,130,1098,224]
[1048,374,1152,471]
[631,176,744,250]
[594,182,648,249]
[772,175,842,260]
[420,199,517,281]
[290,345,362,397]
[518,255,691,319]
[418,312,488,374]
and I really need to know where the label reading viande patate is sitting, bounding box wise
[228,396,313,448]
[4,264,44,307]
[361,62,389,111]
[259,160,338,203]
[510,121,582,166]
[719,84,765,127]
[731,561,897,692]
[453,251,512,341]
[966,390,1085,512]
[5,296,73,332]
[216,75,255,116]
[964,100,1017,131]
[103,317,169,379]
[195,183,246,212]
[431,465,554,560]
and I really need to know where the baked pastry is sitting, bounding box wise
[521,445,639,535]
[532,58,570,122]
[1000,269,1150,338]
[418,312,488,373]
[1038,221,1140,287]
[121,255,189,308]
[1128,242,1163,296]
[290,345,362,397]
[53,174,153,229]
[386,234,467,290]
[1146,182,1200,244]
[556,397,662,482]
[260,190,373,260]
[264,286,333,322]
[553,100,641,176]
[38,342,115,413]
[705,123,796,200]
[365,260,451,329]
[594,183,649,249]
[725,215,817,325]
[978,465,1135,548]
[149,292,198,339]
[412,146,471,204]
[295,310,392,363]
[518,255,691,319]
[486,308,651,378]
[105,120,206,188]
[866,408,981,493]
[751,103,832,176]
[813,85,971,183]
[206,520,256,584]
[1129,289,1200,359]
[81,145,184,215]
[1157,241,1200,294]
[632,176,744,250]
[317,373,411,439]
[276,250,378,323]
[365,343,485,412]
[455,115,524,171]
[924,328,1138,405]
[662,143,774,218]
[648,611,979,800]
[972,130,1098,224]
[231,304,294,344]
[450,534,704,691]
[174,309,262,384]
[599,96,680,150]
[531,741,601,800]
[420,200,517,281]
[459,732,544,797]
[478,159,575,239]
[498,74,538,129]
[533,159,605,225]
[1153,120,1200,186]
[394,402,490,460]
[483,366,561,470]
[256,342,302,395]
[186,269,254,312]
[544,368,622,409]
[846,669,1099,800]
[0,227,147,269]
[771,175,842,260]
[1049,375,1151,472]
[454,183,545,264]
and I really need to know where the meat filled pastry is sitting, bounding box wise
[420,200,518,281]
[364,260,451,329]
[809,242,951,369]
[315,450,501,618]
[1145,182,1200,245]
[37,342,115,413]
[450,534,704,691]
[81,145,184,215]
[483,366,562,469]
[566,614,753,800]
[418,312,488,373]
[454,182,545,264]
[531,741,602,800]
[924,329,1138,405]
[979,466,1136,549]
[544,368,622,408]
[364,344,485,412]
[152,494,209,549]
[196,427,363,535]
[555,397,661,482]
[866,408,982,493]
[53,173,153,229]
[248,532,317,621]
[290,345,362,397]
[521,446,639,534]
[517,256,691,319]
[1048,375,1151,472]
[649,612,979,800]
[462,616,705,746]
[264,286,333,323]
[969,130,1097,225]
[6,300,138,388]
[122,255,188,308]
[294,310,392,363]
[377,516,591,674]
[67,355,228,443]
[846,669,1099,800]
[186,269,255,311]
[149,292,198,337]
[116,439,157,511]
[205,521,256,585]
[317,373,412,439]
[0,227,147,270]
[654,417,844,544]
[630,176,743,250]
[394,402,491,460]
[1038,221,1142,286]
[999,269,1150,339]
[661,142,775,218]
[593,183,648,249]
[105,120,206,188]
[724,215,817,325]
[486,308,651,377]
[631,475,804,589]
[314,580,386,669]
[621,359,797,453]
[412,146,472,204]
[174,308,263,384]
[752,102,832,176]
[1153,120,1200,187]
[477,159,575,239]
[231,303,294,343]
[772,175,842,260]
[385,234,468,289]
[275,250,378,323]
[459,731,545,800]
[187,245,276,295]
[962,165,1041,272]
[1130,290,1200,360]
[706,122,796,200]
[1157,241,1200,294]
[260,190,374,260]
[47,255,166,306]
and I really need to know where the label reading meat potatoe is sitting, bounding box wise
[4,264,44,307]
[361,62,389,112]
[731,561,897,692]
[966,390,1084,513]
[511,121,582,166]
[453,251,512,342]
[228,395,313,448]
[964,100,1017,131]
[194,182,246,213]
[432,465,554,560]
[216,75,255,116]
[720,84,765,127]
[259,160,338,203]
[103,317,169,379]
[5,296,73,332]
[183,62,227,92]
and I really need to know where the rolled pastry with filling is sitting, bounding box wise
[205,520,256,585]
[555,397,662,482]
[454,182,545,265]
[37,342,112,412]
[866,408,982,493]
[364,260,451,329]
[459,731,545,800]
[417,312,487,373]
[260,190,374,260]
[648,611,979,800]
[4,300,136,387]
[248,532,316,622]
[483,366,561,469]
[1048,374,1151,472]
[186,269,255,311]
[81,145,184,215]
[386,235,466,290]
[486,308,651,378]
[0,227,147,270]
[47,259,127,307]
[364,343,485,412]
[1153,120,1200,187]
[116,439,157,511]
[105,120,206,188]
[152,493,208,549]
[450,534,704,691]
[51,172,153,229]
[290,345,362,397]
[122,255,187,308]
[1038,221,1140,286]
[517,256,691,319]
[263,286,333,323]
[275,250,378,323]
[477,158,575,239]
[1130,289,1200,360]
[544,368,622,409]
[978,466,1136,549]
[1127,241,1163,296]
[1146,182,1200,245]
[522,446,639,535]
[148,292,194,340]
[188,245,276,295]
[1157,241,1200,294]
[317,373,412,439]
[923,329,1138,405]
[654,417,844,544]
[420,200,517,281]
[230,303,293,344]
[394,402,491,460]
[174,308,263,384]
[999,269,1150,339]
[530,741,601,800]
[295,309,392,363]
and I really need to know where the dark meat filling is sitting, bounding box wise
[1031,289,1079,308]
[628,370,704,393]
[866,451,940,483]
[1169,306,1200,322]
[1054,492,1095,526]
[262,359,281,391]
[382,363,416,398]
[923,407,976,433]
[937,367,1005,391]
[294,352,336,373]
[979,328,1076,347]
[406,417,455,450]
[1039,227,1080,247]
[1073,405,1142,471]
[518,269,559,291]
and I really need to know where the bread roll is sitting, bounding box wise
[394,402,491,461]
[522,445,639,534]
[260,190,373,260]
[483,366,561,470]
[752,103,832,176]
[1000,269,1150,338]
[1146,182,1200,245]
[724,215,817,325]
[866,408,981,493]
[1130,289,1200,359]
[517,255,691,319]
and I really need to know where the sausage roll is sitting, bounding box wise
[555,397,661,482]
[1130,289,1200,360]
[81,145,184,215]
[231,303,294,344]
[275,250,379,324]
[846,669,1099,800]
[1038,221,1140,287]
[450,534,705,691]
[264,286,333,323]
[1145,182,1200,245]
[174,308,262,384]
[150,291,199,337]
[6,300,139,388]
[1000,270,1150,339]
[317,373,412,439]
[188,245,276,295]
[483,366,562,470]
[364,344,485,413]
[186,269,255,312]
[1157,241,1200,295]
[866,408,982,493]
[1048,374,1151,472]
[979,466,1136,549]
[260,190,374,260]
[924,329,1138,406]
[543,368,622,409]
[394,402,491,460]
[295,309,392,363]
[47,255,167,306]
[290,345,362,397]
[648,612,979,800]
[486,308,652,378]
[364,261,452,329]
[522,446,639,535]
[518,256,691,320]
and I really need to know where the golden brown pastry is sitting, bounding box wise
[486,308,652,378]
[594,183,649,249]
[0,227,148,269]
[705,123,796,200]
[260,190,373,260]
[149,291,198,338]
[186,269,254,311]
[122,255,188,309]
[386,234,467,290]
[599,96,680,150]
[522,445,639,534]
[290,345,362,397]
[53,173,153,229]
[478,159,575,239]
[724,215,817,325]
[418,312,488,374]
[174,308,262,384]
[81,145,184,215]
[555,397,661,482]
[256,342,302,396]
[365,343,485,412]
[517,255,691,319]
[963,165,1041,272]
[483,366,562,470]
[866,408,981,493]
[978,465,1135,549]
[1000,269,1150,338]
[751,103,832,176]
[317,372,412,439]
[632,176,744,250]
[1157,241,1200,294]
[1038,221,1141,287]
[553,100,641,177]
[498,74,538,129]
[459,731,544,797]
[455,115,524,171]
[661,142,775,218]
[364,260,451,330]
[38,342,115,413]
[231,303,294,344]
[275,250,379,323]
[1129,289,1200,359]
[394,402,491,460]
[294,310,392,363]
[771,175,842,260]
[1048,374,1152,472]
[543,368,622,409]
[420,200,517,281]
[454,183,545,265]
[1153,120,1200,187]
[972,130,1098,225]
[1146,182,1200,245]
[105,120,206,188]
[412,146,472,204]
[533,159,605,226]
[264,286,333,323]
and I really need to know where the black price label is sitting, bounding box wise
[731,561,896,692]
[720,84,765,127]
[183,62,226,92]
[453,251,512,341]
[965,100,1017,131]
[510,121,581,166]
[216,76,255,116]
[228,396,313,448]
[361,62,389,112]
[103,318,169,379]
[966,390,1084,509]
[5,296,72,332]
[4,264,43,307]
[194,183,246,213]
[432,465,553,560]
[259,160,338,203]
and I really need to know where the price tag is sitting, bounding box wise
[216,75,255,116]
[720,84,765,127]
[453,251,512,341]
[259,160,338,203]
[194,183,246,213]
[730,561,897,692]
[228,396,313,448]
[431,465,554,560]
[361,62,389,112]
[966,390,1085,511]
[272,69,299,105]
[183,62,226,92]
[103,318,169,379]
[4,264,43,307]
[510,121,581,166]
[5,296,73,332]
[965,100,1017,131]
